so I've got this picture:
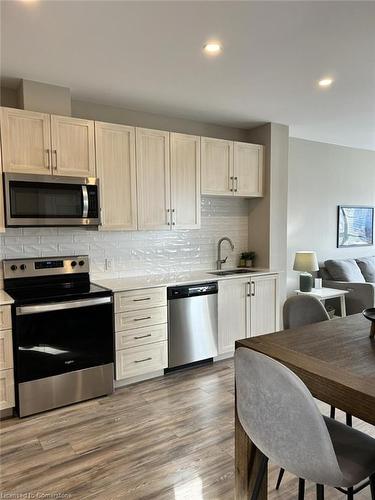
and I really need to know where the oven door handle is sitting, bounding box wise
[16,296,112,316]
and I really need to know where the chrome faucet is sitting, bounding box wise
[217,237,235,270]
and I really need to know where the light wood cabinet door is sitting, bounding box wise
[201,137,234,196]
[95,122,137,230]
[170,133,201,229]
[250,274,280,337]
[0,145,5,232]
[116,341,168,380]
[218,277,250,354]
[0,306,12,331]
[115,287,166,313]
[234,142,264,197]
[0,330,13,370]
[0,107,51,174]
[51,115,95,177]
[136,128,171,230]
[0,369,15,410]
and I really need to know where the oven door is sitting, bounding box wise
[4,173,100,226]
[14,296,114,383]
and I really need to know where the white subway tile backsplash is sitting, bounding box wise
[0,197,250,279]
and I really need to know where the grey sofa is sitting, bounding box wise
[320,256,375,315]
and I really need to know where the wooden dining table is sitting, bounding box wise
[234,313,375,500]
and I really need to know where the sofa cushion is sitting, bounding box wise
[325,258,365,283]
[356,257,375,283]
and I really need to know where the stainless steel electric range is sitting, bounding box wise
[3,256,114,417]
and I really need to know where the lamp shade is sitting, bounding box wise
[293,251,319,273]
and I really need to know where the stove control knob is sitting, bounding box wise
[20,264,26,271]
[10,264,17,271]
[79,260,85,266]
[71,261,77,268]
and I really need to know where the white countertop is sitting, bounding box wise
[0,289,14,306]
[95,268,279,292]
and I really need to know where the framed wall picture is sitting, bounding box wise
[337,205,374,248]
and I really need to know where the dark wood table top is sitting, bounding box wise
[236,313,375,425]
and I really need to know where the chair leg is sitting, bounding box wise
[275,468,285,490]
[250,454,268,500]
[346,413,352,427]
[316,484,324,500]
[298,478,305,500]
[330,406,336,419]
[347,487,354,500]
[370,473,375,500]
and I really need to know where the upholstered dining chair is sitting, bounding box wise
[235,347,375,500]
[276,295,353,491]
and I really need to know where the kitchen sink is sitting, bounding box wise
[208,269,258,276]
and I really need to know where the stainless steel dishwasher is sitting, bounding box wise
[167,282,218,368]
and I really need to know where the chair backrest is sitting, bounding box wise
[235,348,344,486]
[283,295,330,329]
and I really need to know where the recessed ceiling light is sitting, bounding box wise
[203,42,222,55]
[318,78,333,87]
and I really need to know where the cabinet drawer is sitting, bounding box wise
[115,287,166,312]
[0,369,15,410]
[116,341,168,380]
[115,306,167,332]
[0,306,11,331]
[0,330,13,370]
[116,324,167,350]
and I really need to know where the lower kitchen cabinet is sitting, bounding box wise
[116,341,168,380]
[0,305,14,411]
[114,287,168,382]
[0,369,15,410]
[218,274,280,355]
[218,278,250,354]
[250,274,280,336]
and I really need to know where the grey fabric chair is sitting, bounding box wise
[235,347,375,500]
[283,295,330,329]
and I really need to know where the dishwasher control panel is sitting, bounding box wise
[167,282,218,299]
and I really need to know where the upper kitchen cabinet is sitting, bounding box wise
[0,149,5,232]
[201,137,233,196]
[201,136,264,198]
[136,128,171,230]
[95,122,137,231]
[170,133,201,229]
[233,142,264,197]
[0,107,52,175]
[50,115,95,177]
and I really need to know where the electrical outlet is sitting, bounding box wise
[105,258,113,271]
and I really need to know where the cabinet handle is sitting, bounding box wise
[134,357,152,363]
[247,282,251,297]
[251,281,256,296]
[167,208,171,225]
[234,176,238,192]
[172,208,176,226]
[134,333,152,340]
[133,316,151,322]
[45,149,51,169]
[52,149,58,170]
[133,297,151,302]
[230,176,234,192]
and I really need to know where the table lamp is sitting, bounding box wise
[293,251,319,292]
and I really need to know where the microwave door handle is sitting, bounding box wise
[82,185,89,218]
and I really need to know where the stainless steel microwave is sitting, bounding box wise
[3,173,100,227]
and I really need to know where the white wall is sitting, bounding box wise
[287,138,375,292]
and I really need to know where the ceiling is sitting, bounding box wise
[1,1,375,150]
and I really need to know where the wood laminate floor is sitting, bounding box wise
[0,359,373,499]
